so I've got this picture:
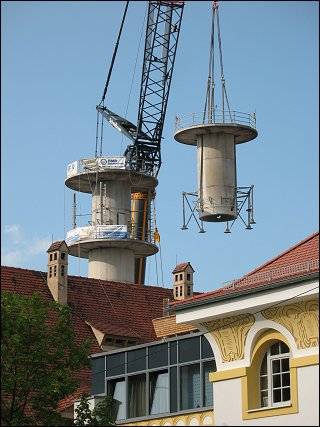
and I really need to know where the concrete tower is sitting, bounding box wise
[65,157,158,283]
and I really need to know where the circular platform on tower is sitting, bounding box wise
[67,238,158,259]
[65,157,158,193]
[174,122,258,146]
[65,169,157,194]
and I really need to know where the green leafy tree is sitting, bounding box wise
[74,394,115,426]
[1,291,92,426]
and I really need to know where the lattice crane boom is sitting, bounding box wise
[97,1,184,177]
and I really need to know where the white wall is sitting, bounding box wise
[213,365,319,426]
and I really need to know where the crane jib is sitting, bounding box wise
[96,105,135,142]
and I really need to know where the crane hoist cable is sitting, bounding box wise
[96,0,129,157]
[204,1,232,123]
[99,1,129,106]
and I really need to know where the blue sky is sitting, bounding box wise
[1,1,319,293]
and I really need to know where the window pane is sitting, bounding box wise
[178,336,200,363]
[272,359,280,373]
[260,354,267,375]
[91,357,105,394]
[127,348,146,373]
[170,341,177,364]
[273,389,281,403]
[128,374,146,418]
[281,358,289,372]
[180,363,200,410]
[149,370,169,415]
[260,376,268,390]
[272,374,281,388]
[282,387,291,402]
[261,390,268,407]
[107,353,125,377]
[270,342,280,355]
[282,373,290,387]
[170,367,177,413]
[280,341,289,354]
[108,378,126,420]
[148,343,168,369]
[201,336,214,359]
[203,361,213,407]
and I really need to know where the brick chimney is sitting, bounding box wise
[47,241,69,304]
[172,262,194,300]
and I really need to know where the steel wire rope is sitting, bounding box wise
[99,1,129,106]
[211,3,216,123]
[95,109,100,158]
[120,2,148,156]
[63,184,66,239]
[99,117,104,157]
[90,283,319,376]
[152,196,163,287]
[155,251,159,287]
[203,3,216,123]
[78,171,81,276]
[158,241,164,287]
[98,280,143,339]
[97,1,129,156]
[216,4,232,122]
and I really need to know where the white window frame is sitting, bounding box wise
[260,341,291,408]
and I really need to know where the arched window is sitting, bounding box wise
[260,341,290,408]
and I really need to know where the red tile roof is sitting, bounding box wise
[172,262,194,273]
[47,241,66,252]
[85,320,142,340]
[1,265,173,413]
[170,231,319,307]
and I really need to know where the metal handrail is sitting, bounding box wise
[223,259,319,290]
[175,110,256,131]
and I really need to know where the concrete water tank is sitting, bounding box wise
[174,115,258,222]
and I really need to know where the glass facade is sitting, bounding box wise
[91,333,216,421]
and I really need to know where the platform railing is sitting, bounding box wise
[65,222,156,246]
[66,156,157,178]
[175,110,256,131]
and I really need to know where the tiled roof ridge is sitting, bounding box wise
[1,266,172,292]
[244,231,319,278]
[1,265,48,275]
[68,275,173,292]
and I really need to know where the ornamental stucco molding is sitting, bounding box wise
[261,299,319,349]
[201,314,255,363]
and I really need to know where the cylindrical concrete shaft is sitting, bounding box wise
[88,247,134,282]
[92,180,131,226]
[197,132,237,222]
